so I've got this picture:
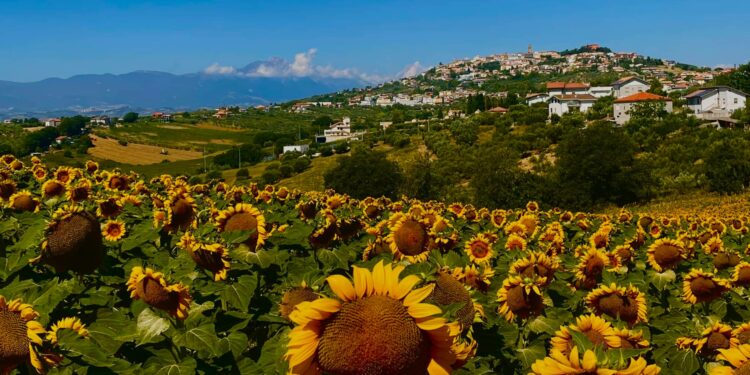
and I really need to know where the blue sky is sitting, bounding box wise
[1,0,749,82]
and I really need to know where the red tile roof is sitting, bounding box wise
[614,92,671,103]
[488,106,508,113]
[552,94,597,101]
[546,82,590,90]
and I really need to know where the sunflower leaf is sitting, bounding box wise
[172,324,221,358]
[136,308,170,345]
[515,344,546,369]
[220,274,257,312]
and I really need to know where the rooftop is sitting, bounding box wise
[614,92,671,103]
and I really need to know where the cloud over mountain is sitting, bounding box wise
[203,49,389,83]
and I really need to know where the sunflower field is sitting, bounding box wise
[2,154,750,375]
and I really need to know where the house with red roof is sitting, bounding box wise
[546,82,590,97]
[613,92,673,125]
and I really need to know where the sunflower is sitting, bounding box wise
[7,191,40,212]
[0,154,15,165]
[496,276,546,322]
[453,264,494,292]
[284,261,461,375]
[0,296,49,374]
[550,314,621,355]
[280,283,320,320]
[531,347,660,375]
[66,179,92,202]
[586,283,648,325]
[613,244,635,264]
[105,173,130,191]
[101,220,126,242]
[518,214,539,237]
[713,344,750,375]
[505,233,527,252]
[574,247,610,289]
[509,252,559,286]
[35,205,104,274]
[428,272,478,332]
[84,160,99,174]
[47,317,89,345]
[165,193,197,231]
[677,322,739,357]
[490,209,507,228]
[387,214,433,263]
[464,234,494,265]
[714,252,742,270]
[614,327,650,350]
[504,221,528,237]
[704,236,725,255]
[646,239,686,272]
[41,179,66,198]
[53,167,75,184]
[215,203,268,250]
[127,267,192,319]
[32,167,47,181]
[734,323,750,345]
[733,262,750,287]
[682,269,731,304]
[186,242,231,281]
[96,197,123,218]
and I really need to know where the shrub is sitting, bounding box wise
[324,147,402,199]
[206,170,222,180]
[261,169,281,185]
[279,164,294,178]
[118,139,128,146]
[188,176,203,184]
[235,168,250,180]
[292,157,311,173]
[320,146,333,157]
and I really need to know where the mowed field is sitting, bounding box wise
[88,135,203,165]
[95,121,253,152]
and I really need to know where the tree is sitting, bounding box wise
[324,147,403,199]
[470,146,543,209]
[704,137,750,194]
[449,120,478,146]
[123,112,139,123]
[555,122,653,209]
[59,116,89,136]
[312,115,333,128]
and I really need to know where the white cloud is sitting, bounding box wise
[290,48,317,76]
[202,49,398,84]
[399,61,426,78]
[203,63,236,75]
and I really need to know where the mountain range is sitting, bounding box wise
[0,62,367,118]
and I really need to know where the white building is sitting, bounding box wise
[589,86,614,98]
[44,118,62,127]
[611,77,650,98]
[613,92,673,125]
[526,93,549,105]
[548,94,597,117]
[282,144,310,154]
[317,117,365,143]
[684,86,747,118]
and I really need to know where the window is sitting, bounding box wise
[735,98,739,104]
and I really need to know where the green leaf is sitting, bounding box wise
[669,349,700,375]
[221,274,258,312]
[172,324,221,358]
[136,308,170,345]
[56,329,118,368]
[87,310,137,354]
[516,344,546,369]
[649,270,676,291]
[568,329,594,352]
[527,316,562,335]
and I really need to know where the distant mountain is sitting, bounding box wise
[0,65,366,117]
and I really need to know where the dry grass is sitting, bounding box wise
[88,135,203,165]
